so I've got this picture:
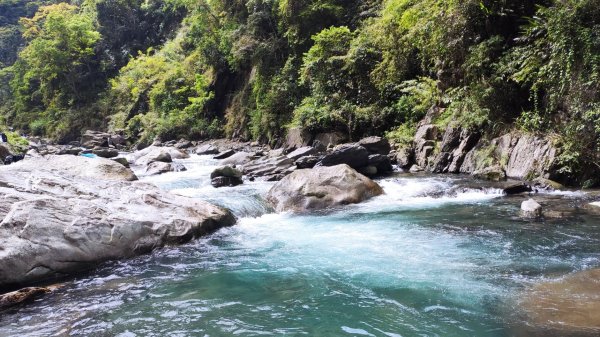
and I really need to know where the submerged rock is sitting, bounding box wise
[518,268,600,336]
[211,176,243,188]
[521,198,543,218]
[0,286,57,310]
[0,155,235,289]
[265,164,383,213]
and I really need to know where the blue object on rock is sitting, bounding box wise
[80,153,97,159]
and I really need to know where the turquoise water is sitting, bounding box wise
[1,156,599,336]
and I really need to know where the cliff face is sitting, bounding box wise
[405,124,559,182]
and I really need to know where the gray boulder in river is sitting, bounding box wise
[266,164,384,213]
[0,155,235,288]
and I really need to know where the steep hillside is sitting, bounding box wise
[0,0,599,185]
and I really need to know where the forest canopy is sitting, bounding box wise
[0,0,599,176]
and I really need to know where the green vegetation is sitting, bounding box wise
[0,0,599,180]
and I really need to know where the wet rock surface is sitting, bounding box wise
[0,155,235,289]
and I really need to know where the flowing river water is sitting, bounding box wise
[1,155,600,336]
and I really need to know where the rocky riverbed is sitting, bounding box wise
[1,132,600,336]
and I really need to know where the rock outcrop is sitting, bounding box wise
[265,164,384,213]
[0,155,235,288]
[401,124,561,182]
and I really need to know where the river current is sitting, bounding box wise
[1,155,599,336]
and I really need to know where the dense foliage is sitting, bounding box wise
[0,0,599,180]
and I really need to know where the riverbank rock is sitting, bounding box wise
[265,164,384,213]
[92,147,119,158]
[521,198,543,218]
[286,146,317,161]
[518,268,600,336]
[196,144,219,155]
[0,155,235,289]
[358,136,391,155]
[295,155,320,169]
[473,165,506,181]
[80,130,111,148]
[316,144,369,169]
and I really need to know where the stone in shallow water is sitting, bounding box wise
[521,198,543,218]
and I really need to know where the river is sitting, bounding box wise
[1,155,599,336]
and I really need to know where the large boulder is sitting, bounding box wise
[316,144,369,169]
[358,136,391,155]
[0,156,235,289]
[210,165,243,188]
[265,164,384,213]
[367,154,393,174]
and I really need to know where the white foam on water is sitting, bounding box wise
[357,177,504,212]
[224,211,502,304]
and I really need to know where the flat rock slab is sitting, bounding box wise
[0,155,235,289]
